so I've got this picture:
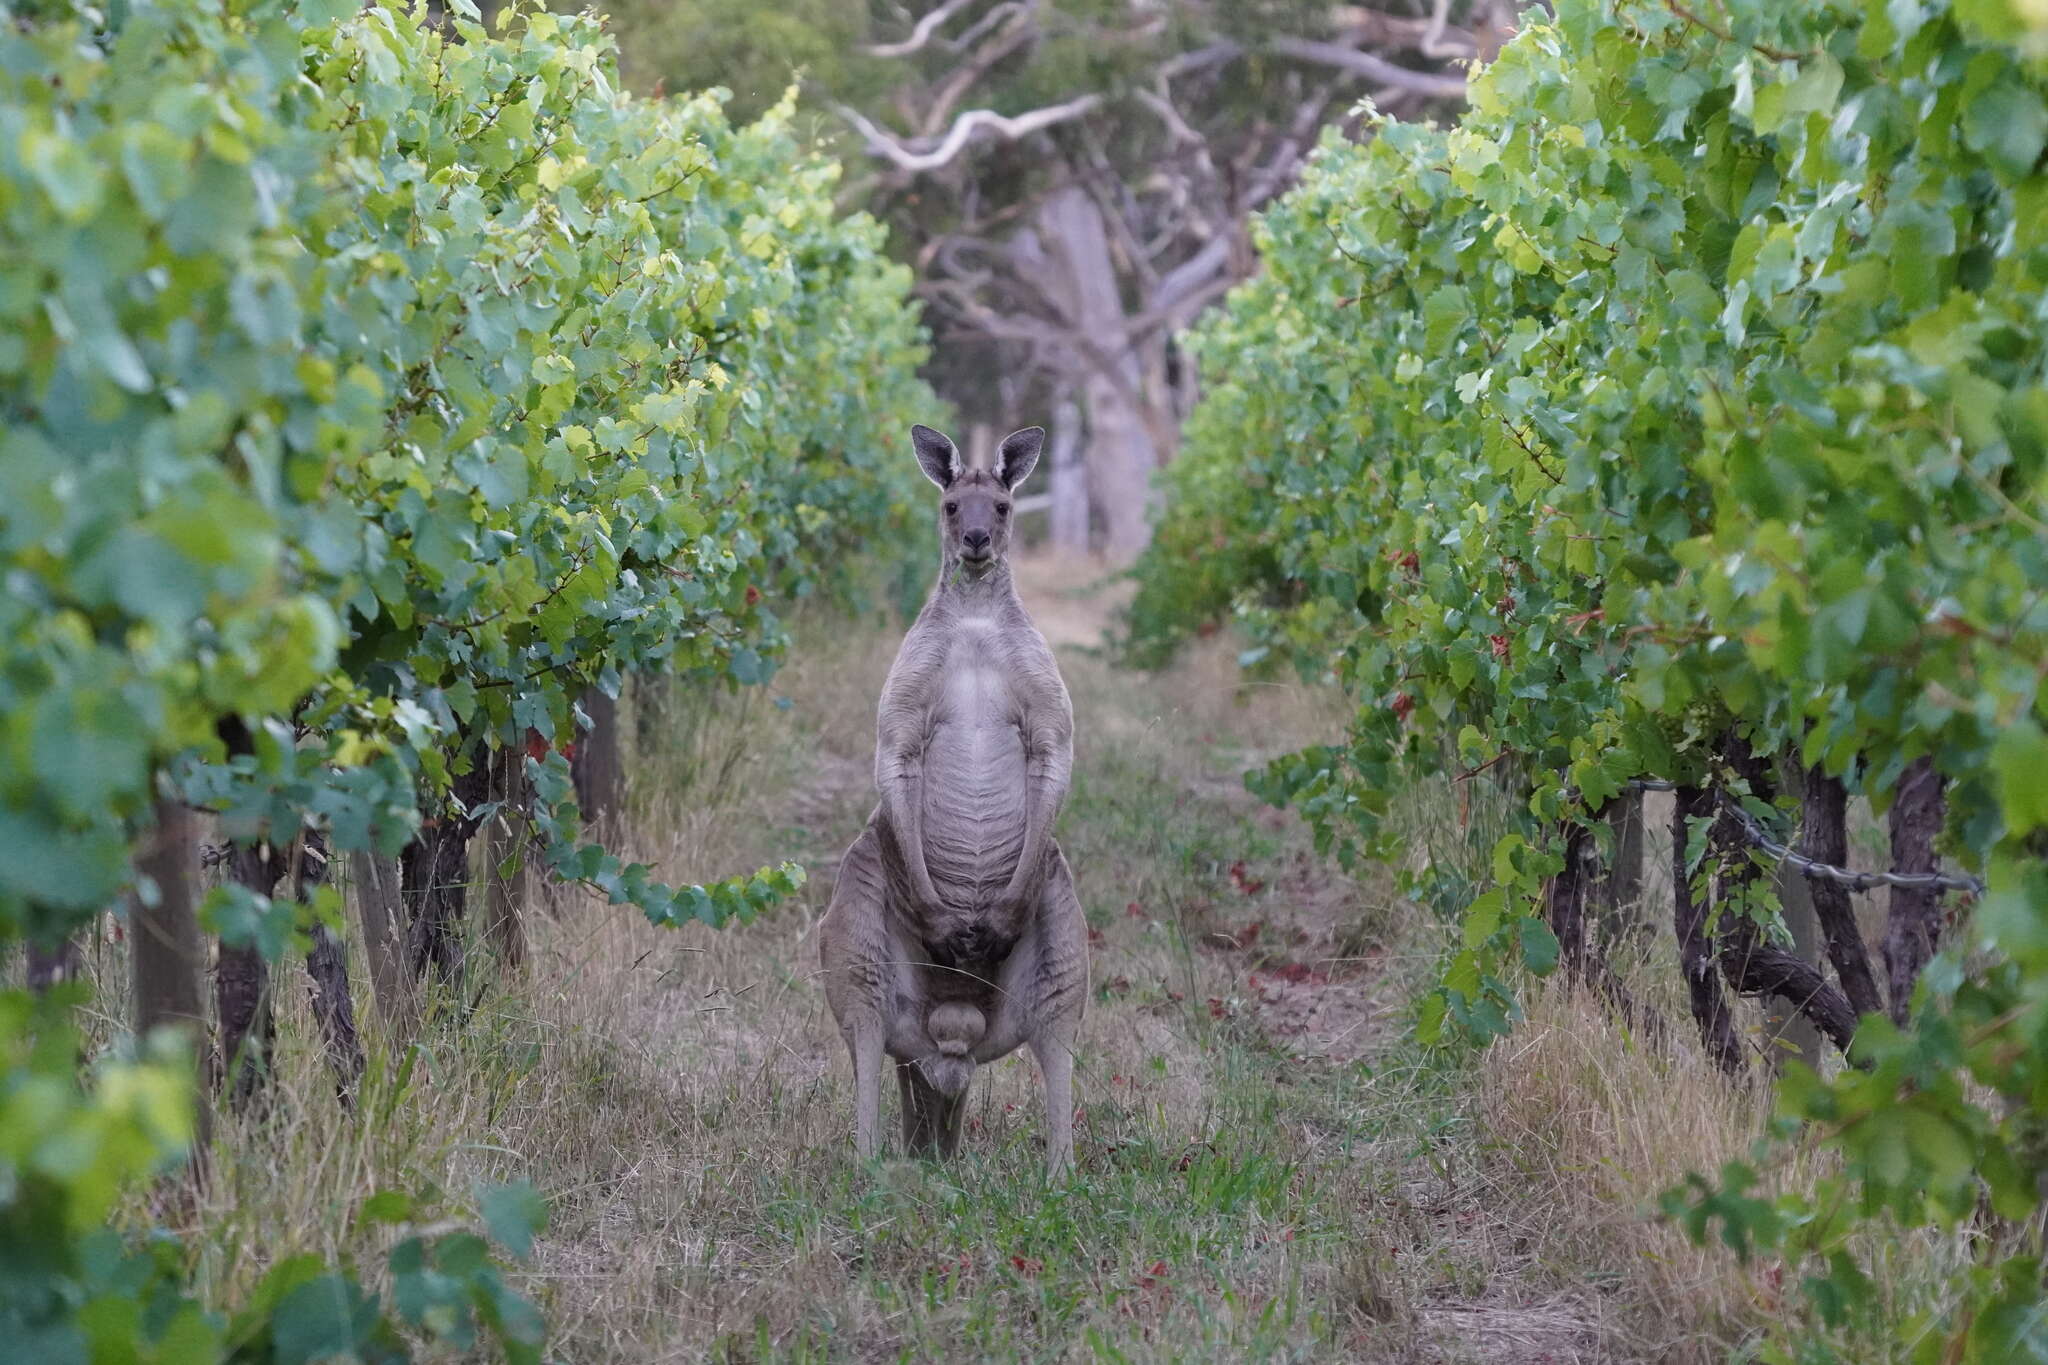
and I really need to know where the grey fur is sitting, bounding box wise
[819,424,1087,1173]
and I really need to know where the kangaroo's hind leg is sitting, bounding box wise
[896,1061,969,1158]
[1027,846,1089,1176]
[819,825,893,1161]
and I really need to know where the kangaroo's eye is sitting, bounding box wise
[996,504,1010,518]
[944,502,958,515]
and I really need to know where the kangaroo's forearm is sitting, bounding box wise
[880,764,945,909]
[1000,760,1068,903]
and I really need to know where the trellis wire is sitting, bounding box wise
[1627,778,1985,896]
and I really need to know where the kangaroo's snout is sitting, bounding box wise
[962,527,992,557]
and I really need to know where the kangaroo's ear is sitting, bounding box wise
[995,426,1045,491]
[911,424,960,489]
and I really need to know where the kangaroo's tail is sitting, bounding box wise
[919,1001,987,1097]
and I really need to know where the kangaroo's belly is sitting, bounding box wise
[921,715,1026,904]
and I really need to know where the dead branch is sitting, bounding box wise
[1268,36,1468,100]
[837,94,1103,173]
[1332,1,1481,59]
[922,4,1041,135]
[863,0,987,58]
[1135,88,1201,146]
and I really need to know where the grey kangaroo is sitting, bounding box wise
[818,423,1088,1173]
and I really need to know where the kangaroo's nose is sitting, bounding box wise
[963,528,992,554]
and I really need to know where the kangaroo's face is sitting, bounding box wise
[942,471,1012,567]
[910,424,1045,573]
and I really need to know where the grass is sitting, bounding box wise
[67,554,1963,1363]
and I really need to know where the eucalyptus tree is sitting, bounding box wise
[602,0,1512,552]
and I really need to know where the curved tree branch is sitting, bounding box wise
[1267,36,1469,100]
[922,6,1040,135]
[837,95,1103,174]
[863,0,986,58]
[1419,0,1471,58]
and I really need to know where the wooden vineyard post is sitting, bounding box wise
[1800,768,1884,1021]
[218,843,278,1110]
[572,687,624,836]
[1712,738,1858,1057]
[481,747,530,970]
[297,832,364,1098]
[400,738,493,988]
[1671,785,1744,1074]
[350,850,416,1035]
[131,797,211,1180]
[1882,756,1946,1024]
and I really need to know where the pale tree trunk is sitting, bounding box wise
[1034,185,1164,558]
[1082,366,1157,558]
[1047,396,1088,551]
[964,422,996,476]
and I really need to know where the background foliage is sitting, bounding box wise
[1129,0,2048,1355]
[0,0,934,1356]
[0,0,933,945]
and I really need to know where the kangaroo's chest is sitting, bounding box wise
[926,622,1025,774]
[920,621,1027,883]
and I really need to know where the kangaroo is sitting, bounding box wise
[818,423,1088,1174]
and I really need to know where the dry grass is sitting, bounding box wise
[1469,986,1777,1359]
[75,552,1959,1362]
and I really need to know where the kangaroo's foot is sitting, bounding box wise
[897,1060,969,1158]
